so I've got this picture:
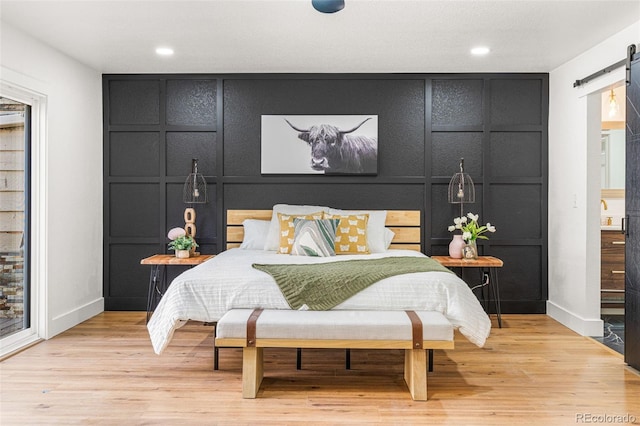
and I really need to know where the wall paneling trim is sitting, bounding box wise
[103,74,548,313]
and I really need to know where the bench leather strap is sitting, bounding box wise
[246,308,264,347]
[405,310,423,349]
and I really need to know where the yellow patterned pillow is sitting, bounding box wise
[324,213,370,254]
[277,212,324,254]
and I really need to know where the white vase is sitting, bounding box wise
[448,235,465,259]
[175,249,190,259]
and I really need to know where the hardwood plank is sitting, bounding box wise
[227,210,272,225]
[1,313,638,424]
[227,226,421,246]
[385,210,420,227]
[225,210,422,246]
[140,254,214,265]
[388,226,421,244]
[431,255,504,268]
[226,226,244,243]
[215,338,454,350]
[388,243,421,251]
[226,210,420,227]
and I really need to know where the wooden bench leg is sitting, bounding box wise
[242,347,264,398]
[404,349,427,401]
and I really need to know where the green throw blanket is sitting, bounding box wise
[252,256,452,311]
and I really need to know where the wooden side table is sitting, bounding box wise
[140,254,215,323]
[431,255,504,328]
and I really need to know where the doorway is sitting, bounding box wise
[598,84,625,354]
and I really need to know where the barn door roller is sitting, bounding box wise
[627,44,637,86]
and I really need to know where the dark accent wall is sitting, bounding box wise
[103,73,548,313]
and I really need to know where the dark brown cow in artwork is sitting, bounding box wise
[284,117,377,174]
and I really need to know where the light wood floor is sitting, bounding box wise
[1,313,639,425]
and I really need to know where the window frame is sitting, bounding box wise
[0,78,47,358]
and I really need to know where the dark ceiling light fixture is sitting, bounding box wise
[312,0,345,13]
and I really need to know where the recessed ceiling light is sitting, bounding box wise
[155,47,174,56]
[471,46,490,56]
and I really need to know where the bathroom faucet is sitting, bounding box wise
[601,199,608,210]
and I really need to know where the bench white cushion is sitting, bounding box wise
[216,309,453,342]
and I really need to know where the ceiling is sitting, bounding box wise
[1,0,639,74]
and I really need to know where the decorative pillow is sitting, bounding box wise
[290,218,340,257]
[277,212,324,254]
[264,204,330,251]
[239,219,270,250]
[384,227,395,249]
[324,213,370,254]
[326,208,387,253]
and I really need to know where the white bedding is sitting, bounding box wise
[147,249,491,354]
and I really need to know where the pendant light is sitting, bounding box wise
[608,89,619,118]
[447,158,475,218]
[182,159,208,255]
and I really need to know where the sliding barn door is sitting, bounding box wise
[626,44,640,371]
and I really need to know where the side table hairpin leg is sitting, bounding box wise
[142,254,216,325]
[489,267,502,328]
[476,268,502,328]
[430,256,504,329]
[146,265,164,324]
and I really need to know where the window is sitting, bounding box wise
[0,78,44,357]
[0,97,30,341]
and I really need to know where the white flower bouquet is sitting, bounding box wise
[448,212,496,242]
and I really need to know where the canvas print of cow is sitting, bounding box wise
[261,115,378,175]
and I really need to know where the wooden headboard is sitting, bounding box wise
[226,210,421,251]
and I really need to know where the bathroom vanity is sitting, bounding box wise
[601,229,625,314]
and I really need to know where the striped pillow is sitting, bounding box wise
[291,219,340,257]
[277,212,324,254]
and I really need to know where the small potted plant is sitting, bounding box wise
[168,235,198,259]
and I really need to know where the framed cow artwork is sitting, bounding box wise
[261,115,378,175]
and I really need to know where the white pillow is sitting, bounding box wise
[327,208,388,253]
[263,204,330,251]
[239,219,270,250]
[384,227,395,250]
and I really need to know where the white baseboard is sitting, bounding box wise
[47,297,104,339]
[546,300,604,337]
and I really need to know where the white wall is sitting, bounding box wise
[548,20,640,336]
[0,22,103,339]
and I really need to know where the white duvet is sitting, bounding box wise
[147,249,491,354]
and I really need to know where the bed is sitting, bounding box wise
[147,207,492,355]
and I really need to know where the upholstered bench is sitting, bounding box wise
[214,309,454,400]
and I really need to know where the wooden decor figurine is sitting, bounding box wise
[184,208,199,256]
